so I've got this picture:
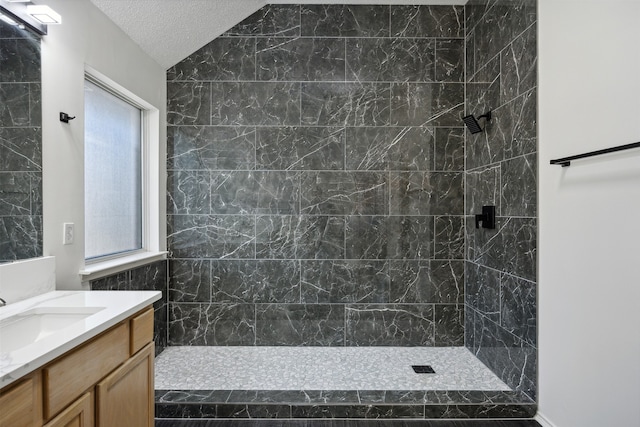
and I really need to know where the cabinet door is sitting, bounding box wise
[95,343,154,427]
[0,372,42,427]
[43,392,93,427]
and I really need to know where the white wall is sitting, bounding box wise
[41,0,166,289]
[538,1,640,426]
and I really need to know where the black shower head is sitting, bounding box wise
[463,111,492,134]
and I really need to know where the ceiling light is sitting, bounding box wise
[26,4,61,24]
[5,1,31,3]
[0,13,19,26]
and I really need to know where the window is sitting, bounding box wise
[84,78,143,260]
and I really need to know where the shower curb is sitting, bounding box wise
[155,389,536,419]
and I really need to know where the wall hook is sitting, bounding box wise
[60,112,76,123]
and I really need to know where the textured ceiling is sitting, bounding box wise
[89,0,467,69]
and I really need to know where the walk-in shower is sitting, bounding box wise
[154,1,538,420]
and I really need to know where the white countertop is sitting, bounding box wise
[0,290,161,389]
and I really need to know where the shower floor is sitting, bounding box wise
[155,346,509,391]
[154,346,536,420]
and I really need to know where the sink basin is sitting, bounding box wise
[0,306,104,354]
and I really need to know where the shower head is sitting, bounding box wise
[463,111,492,134]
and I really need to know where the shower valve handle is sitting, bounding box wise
[475,205,496,229]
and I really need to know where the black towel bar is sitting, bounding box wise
[550,141,640,167]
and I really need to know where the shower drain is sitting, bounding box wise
[411,365,436,374]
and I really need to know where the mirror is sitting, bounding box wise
[0,20,43,263]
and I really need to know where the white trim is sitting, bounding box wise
[536,413,558,427]
[79,251,167,282]
[82,65,163,267]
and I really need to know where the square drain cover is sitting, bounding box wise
[412,365,435,374]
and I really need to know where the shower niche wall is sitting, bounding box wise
[163,0,537,419]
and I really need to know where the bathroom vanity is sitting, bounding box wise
[0,290,160,427]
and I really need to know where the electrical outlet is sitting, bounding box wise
[63,223,74,245]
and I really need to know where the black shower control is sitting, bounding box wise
[475,205,496,229]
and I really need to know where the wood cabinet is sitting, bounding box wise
[0,372,42,427]
[96,343,154,427]
[43,392,93,427]
[0,306,154,427]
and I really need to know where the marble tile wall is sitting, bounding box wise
[90,260,169,355]
[464,0,537,400]
[0,22,42,262]
[166,4,466,347]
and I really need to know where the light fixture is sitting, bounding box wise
[26,4,61,25]
[0,12,19,25]
[5,1,31,3]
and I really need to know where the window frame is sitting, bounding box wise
[80,67,166,281]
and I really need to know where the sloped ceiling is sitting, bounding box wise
[89,0,467,69]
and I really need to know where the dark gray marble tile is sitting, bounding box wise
[257,38,345,82]
[423,389,534,405]
[389,172,463,216]
[90,271,130,291]
[211,171,299,215]
[465,262,501,323]
[345,127,434,172]
[358,390,426,404]
[390,260,464,304]
[167,215,255,259]
[167,170,211,215]
[256,215,345,260]
[472,1,536,70]
[29,171,41,216]
[391,5,464,38]
[345,304,434,346]
[301,260,389,304]
[0,172,30,215]
[496,89,537,160]
[302,83,390,127]
[131,260,168,292]
[345,216,389,260]
[0,83,30,126]
[386,216,434,260]
[501,153,536,217]
[464,92,502,170]
[501,217,536,282]
[465,216,503,272]
[434,128,464,172]
[390,83,464,127]
[256,127,344,171]
[501,274,536,347]
[28,83,41,127]
[169,259,211,303]
[435,39,464,83]
[211,260,300,304]
[167,82,211,126]
[434,216,464,260]
[211,82,300,126]
[346,38,435,82]
[215,404,292,419]
[301,5,390,37]
[0,38,40,83]
[224,5,300,37]
[473,311,537,399]
[301,171,388,216]
[167,126,255,171]
[424,403,536,419]
[169,303,255,346]
[434,304,464,346]
[291,404,424,419]
[167,38,256,81]
[465,164,500,216]
[255,304,345,346]
[501,24,537,103]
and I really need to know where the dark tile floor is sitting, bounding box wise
[155,420,542,427]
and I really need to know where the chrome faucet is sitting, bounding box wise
[0,297,6,307]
